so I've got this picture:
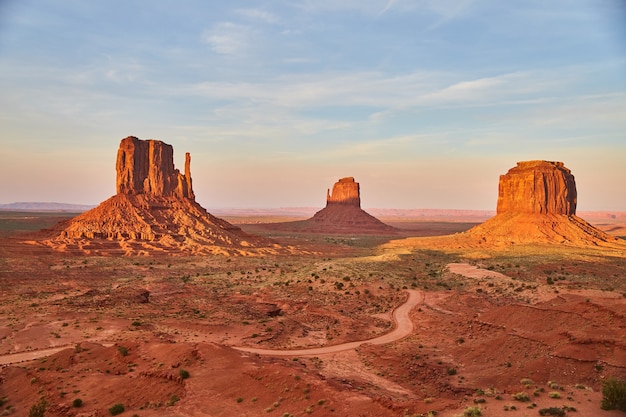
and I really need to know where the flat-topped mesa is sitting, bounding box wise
[496,160,577,215]
[116,136,194,199]
[326,177,361,207]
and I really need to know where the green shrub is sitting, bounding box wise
[538,407,565,416]
[117,346,129,356]
[72,398,83,408]
[512,392,530,402]
[601,377,626,411]
[462,406,482,417]
[109,403,125,415]
[29,397,47,417]
[179,369,190,379]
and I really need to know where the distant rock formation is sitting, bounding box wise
[47,136,280,255]
[464,160,619,246]
[496,161,576,215]
[261,177,396,235]
[326,177,361,207]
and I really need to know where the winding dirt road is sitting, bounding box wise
[234,289,422,356]
[0,291,422,365]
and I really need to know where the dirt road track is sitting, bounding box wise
[0,291,421,365]
[233,290,422,356]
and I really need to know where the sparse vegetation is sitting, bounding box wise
[538,407,565,416]
[512,392,530,402]
[462,406,482,417]
[72,398,83,408]
[109,403,125,415]
[28,397,47,417]
[179,369,190,379]
[601,377,626,411]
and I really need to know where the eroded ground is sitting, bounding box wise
[0,213,625,416]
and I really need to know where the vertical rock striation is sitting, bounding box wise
[496,161,577,215]
[116,136,194,199]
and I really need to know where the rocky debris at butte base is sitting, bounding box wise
[46,136,281,255]
[465,160,620,246]
[267,177,397,234]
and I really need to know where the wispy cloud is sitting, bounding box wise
[202,22,251,55]
[235,8,278,24]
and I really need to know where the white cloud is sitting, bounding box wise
[202,22,250,55]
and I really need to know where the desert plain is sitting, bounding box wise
[0,208,624,417]
[1,142,625,417]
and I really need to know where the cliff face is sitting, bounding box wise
[496,160,577,215]
[116,136,194,199]
[326,177,361,207]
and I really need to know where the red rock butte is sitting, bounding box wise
[326,177,361,207]
[465,160,620,246]
[47,136,281,255]
[496,160,577,215]
[265,177,396,235]
[116,136,194,199]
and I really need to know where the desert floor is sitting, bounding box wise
[0,212,625,417]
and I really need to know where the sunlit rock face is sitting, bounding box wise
[116,136,194,199]
[496,160,577,216]
[326,177,361,207]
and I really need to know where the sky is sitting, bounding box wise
[0,0,625,211]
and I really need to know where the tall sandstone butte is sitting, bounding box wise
[496,160,576,215]
[50,136,277,255]
[464,160,619,246]
[116,136,194,199]
[326,177,361,207]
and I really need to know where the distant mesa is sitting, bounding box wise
[465,160,619,246]
[264,177,396,235]
[46,136,280,255]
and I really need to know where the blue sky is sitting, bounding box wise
[1,0,625,210]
